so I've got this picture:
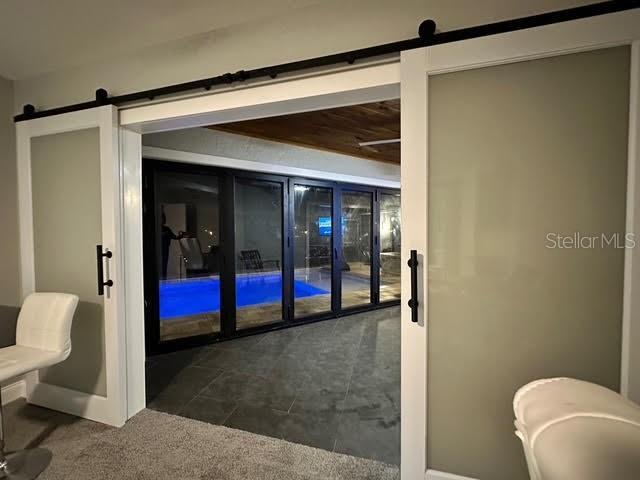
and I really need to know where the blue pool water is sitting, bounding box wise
[159,274,328,319]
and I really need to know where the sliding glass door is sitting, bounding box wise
[151,169,223,343]
[143,160,400,353]
[379,191,401,303]
[234,174,287,330]
[340,189,374,309]
[292,181,334,318]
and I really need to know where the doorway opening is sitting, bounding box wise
[142,99,402,464]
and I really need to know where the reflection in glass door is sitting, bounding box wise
[234,176,284,330]
[293,184,333,318]
[154,171,222,342]
[379,192,401,302]
[341,190,373,308]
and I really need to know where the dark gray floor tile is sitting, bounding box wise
[223,404,287,440]
[146,307,401,461]
[239,375,300,411]
[179,395,237,425]
[238,350,283,376]
[304,369,352,394]
[210,334,267,352]
[196,347,258,372]
[349,372,398,393]
[147,366,222,414]
[270,353,314,383]
[334,408,401,465]
[351,359,399,388]
[201,371,299,411]
[200,371,255,402]
[289,386,347,415]
[280,411,340,451]
[167,345,214,365]
[251,328,301,354]
[341,386,400,415]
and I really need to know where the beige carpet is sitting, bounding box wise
[4,400,400,480]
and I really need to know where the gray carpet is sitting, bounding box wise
[4,399,400,480]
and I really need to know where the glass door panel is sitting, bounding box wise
[341,190,373,308]
[155,171,222,341]
[427,48,628,478]
[379,192,401,302]
[293,184,333,317]
[31,129,107,396]
[234,177,284,329]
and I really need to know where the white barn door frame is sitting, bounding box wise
[16,106,128,427]
[401,9,640,480]
[119,61,402,417]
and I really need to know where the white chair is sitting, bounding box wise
[0,292,78,480]
[514,377,640,480]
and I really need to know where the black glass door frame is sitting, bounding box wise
[143,159,233,354]
[377,188,401,306]
[289,177,337,321]
[143,158,400,355]
[233,170,290,331]
[144,161,292,354]
[335,183,378,313]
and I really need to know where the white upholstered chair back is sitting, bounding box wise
[16,293,79,356]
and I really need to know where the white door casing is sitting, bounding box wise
[119,61,403,423]
[16,106,127,427]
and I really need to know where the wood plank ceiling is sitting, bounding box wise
[208,99,400,164]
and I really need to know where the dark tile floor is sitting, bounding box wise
[146,306,400,465]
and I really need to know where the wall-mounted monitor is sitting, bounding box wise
[318,216,332,236]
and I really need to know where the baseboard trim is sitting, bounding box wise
[1,379,27,405]
[426,470,479,480]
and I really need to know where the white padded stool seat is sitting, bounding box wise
[0,292,78,383]
[534,415,640,480]
[514,378,640,480]
[0,346,68,382]
[514,378,640,436]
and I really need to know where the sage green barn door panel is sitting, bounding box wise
[427,47,630,480]
[31,128,107,396]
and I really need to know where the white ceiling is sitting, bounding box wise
[0,0,321,80]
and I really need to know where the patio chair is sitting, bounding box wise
[240,250,280,272]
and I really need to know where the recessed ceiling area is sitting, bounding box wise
[209,99,400,165]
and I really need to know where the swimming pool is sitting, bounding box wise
[159,273,328,319]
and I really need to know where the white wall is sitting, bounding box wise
[12,0,592,112]
[143,128,400,183]
[0,76,19,306]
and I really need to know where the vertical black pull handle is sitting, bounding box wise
[407,249,419,323]
[96,244,113,296]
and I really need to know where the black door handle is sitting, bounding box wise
[96,244,113,296]
[407,249,419,323]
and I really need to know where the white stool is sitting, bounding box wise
[514,377,640,480]
[0,293,78,480]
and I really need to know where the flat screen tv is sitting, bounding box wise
[318,216,332,236]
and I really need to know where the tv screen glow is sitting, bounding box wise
[318,216,332,236]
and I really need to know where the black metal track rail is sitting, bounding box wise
[14,0,638,122]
